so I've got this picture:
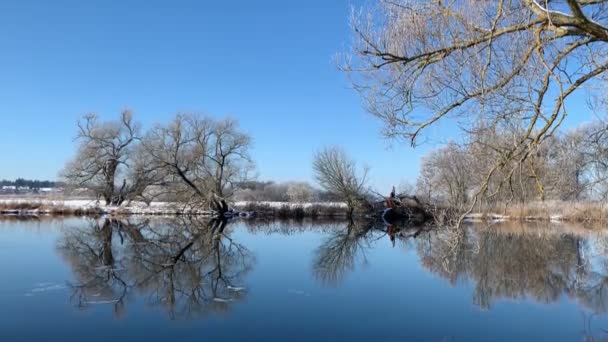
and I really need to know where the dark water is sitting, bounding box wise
[1,218,608,341]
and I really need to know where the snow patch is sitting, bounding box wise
[213,297,233,303]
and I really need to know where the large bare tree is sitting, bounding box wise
[62,111,140,205]
[345,0,608,208]
[142,114,253,205]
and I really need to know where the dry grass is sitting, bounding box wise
[0,202,43,210]
[469,220,604,236]
[475,201,608,224]
[0,201,103,217]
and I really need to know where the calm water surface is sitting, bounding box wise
[1,218,608,341]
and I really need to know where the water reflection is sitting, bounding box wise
[314,220,608,314]
[312,221,374,286]
[56,218,608,319]
[58,218,253,318]
[418,223,608,315]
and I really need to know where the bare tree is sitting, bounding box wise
[344,0,608,210]
[571,119,608,199]
[313,146,369,217]
[415,117,608,208]
[142,114,254,206]
[463,123,554,205]
[122,143,168,205]
[207,119,254,198]
[286,182,315,203]
[62,111,140,205]
[416,142,472,208]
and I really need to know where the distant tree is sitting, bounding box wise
[237,181,274,192]
[412,116,608,208]
[416,142,472,207]
[261,183,290,202]
[569,119,608,199]
[286,182,315,203]
[313,146,369,217]
[1,179,59,189]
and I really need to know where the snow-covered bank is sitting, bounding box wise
[0,198,348,217]
[0,199,214,216]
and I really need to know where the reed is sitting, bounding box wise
[475,201,608,224]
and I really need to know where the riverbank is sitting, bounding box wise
[3,197,605,224]
[0,198,349,218]
[464,201,608,224]
[0,199,207,216]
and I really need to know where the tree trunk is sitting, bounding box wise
[103,159,119,206]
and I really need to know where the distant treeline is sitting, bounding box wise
[234,181,341,202]
[0,178,64,188]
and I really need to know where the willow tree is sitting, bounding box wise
[62,111,140,205]
[142,114,253,204]
[313,146,369,217]
[344,0,608,207]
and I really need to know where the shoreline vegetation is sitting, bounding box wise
[0,198,350,219]
[464,201,608,224]
[49,107,608,227]
[1,197,608,225]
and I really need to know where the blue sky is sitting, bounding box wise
[0,0,432,190]
[0,0,592,190]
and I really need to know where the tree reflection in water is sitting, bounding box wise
[58,217,254,319]
[313,221,432,286]
[58,218,608,319]
[312,221,374,286]
[313,220,608,315]
[415,224,608,312]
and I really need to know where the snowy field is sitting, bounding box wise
[0,196,347,217]
[0,198,209,216]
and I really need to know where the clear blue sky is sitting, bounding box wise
[0,0,590,190]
